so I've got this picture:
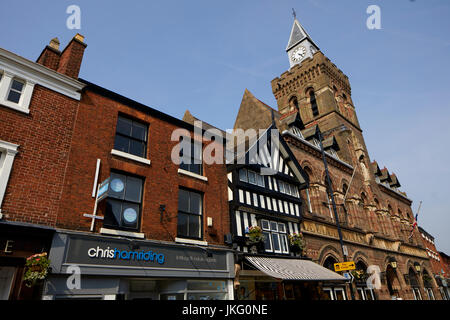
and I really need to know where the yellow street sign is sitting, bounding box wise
[334,261,356,272]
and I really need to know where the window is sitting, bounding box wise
[276,179,299,197]
[177,189,203,239]
[322,287,347,300]
[114,116,148,158]
[0,140,19,213]
[179,139,202,175]
[309,90,319,117]
[312,138,321,148]
[326,148,339,159]
[7,79,25,104]
[104,172,143,231]
[426,288,435,300]
[289,96,299,111]
[412,288,422,300]
[238,169,264,187]
[290,126,304,139]
[260,219,289,254]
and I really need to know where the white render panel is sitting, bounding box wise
[235,211,242,236]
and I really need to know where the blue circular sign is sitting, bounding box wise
[123,207,137,224]
[111,178,124,193]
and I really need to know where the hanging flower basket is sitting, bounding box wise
[245,226,266,253]
[245,226,266,244]
[288,233,306,255]
[351,269,369,284]
[23,253,50,288]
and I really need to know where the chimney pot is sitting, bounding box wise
[49,37,60,50]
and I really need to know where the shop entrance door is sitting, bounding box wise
[0,267,16,300]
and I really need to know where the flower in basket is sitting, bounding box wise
[288,233,306,254]
[351,269,368,281]
[245,226,265,244]
[24,252,50,287]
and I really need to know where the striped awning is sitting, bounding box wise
[245,256,347,281]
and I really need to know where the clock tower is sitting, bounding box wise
[272,16,366,165]
[286,18,319,68]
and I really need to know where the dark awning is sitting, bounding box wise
[245,256,347,281]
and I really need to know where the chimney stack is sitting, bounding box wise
[56,33,87,79]
[36,37,61,71]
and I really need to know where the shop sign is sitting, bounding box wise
[64,235,228,271]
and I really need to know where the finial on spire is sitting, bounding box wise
[292,8,297,19]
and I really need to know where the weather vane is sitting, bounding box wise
[292,8,297,19]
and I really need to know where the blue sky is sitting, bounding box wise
[1,0,449,253]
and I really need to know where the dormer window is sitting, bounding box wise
[312,138,321,148]
[7,79,25,104]
[289,126,304,139]
[326,148,339,159]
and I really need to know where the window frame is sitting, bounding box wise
[239,168,265,187]
[6,78,25,104]
[260,219,289,254]
[113,115,149,159]
[103,171,144,232]
[177,188,204,240]
[179,138,203,176]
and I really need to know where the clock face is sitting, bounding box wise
[291,46,306,62]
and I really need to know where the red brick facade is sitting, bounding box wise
[55,85,230,245]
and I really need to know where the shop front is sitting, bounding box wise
[235,255,348,300]
[43,231,234,300]
[0,221,54,300]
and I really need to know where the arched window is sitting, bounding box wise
[309,90,319,116]
[360,192,367,206]
[303,166,313,213]
[289,96,299,112]
[323,256,338,271]
[342,183,348,197]
[374,198,380,210]
[388,204,393,215]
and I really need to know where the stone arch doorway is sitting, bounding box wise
[386,265,401,299]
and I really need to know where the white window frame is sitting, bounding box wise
[412,287,422,300]
[323,288,334,300]
[333,287,347,300]
[0,140,19,214]
[260,219,289,254]
[0,71,35,114]
[426,288,435,300]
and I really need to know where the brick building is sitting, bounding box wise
[0,35,234,300]
[418,227,450,299]
[229,17,438,300]
[0,35,85,299]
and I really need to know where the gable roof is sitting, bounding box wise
[233,89,280,132]
[231,123,309,189]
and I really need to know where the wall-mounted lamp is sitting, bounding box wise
[389,257,397,269]
[414,262,421,273]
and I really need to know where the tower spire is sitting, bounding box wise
[285,14,320,67]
